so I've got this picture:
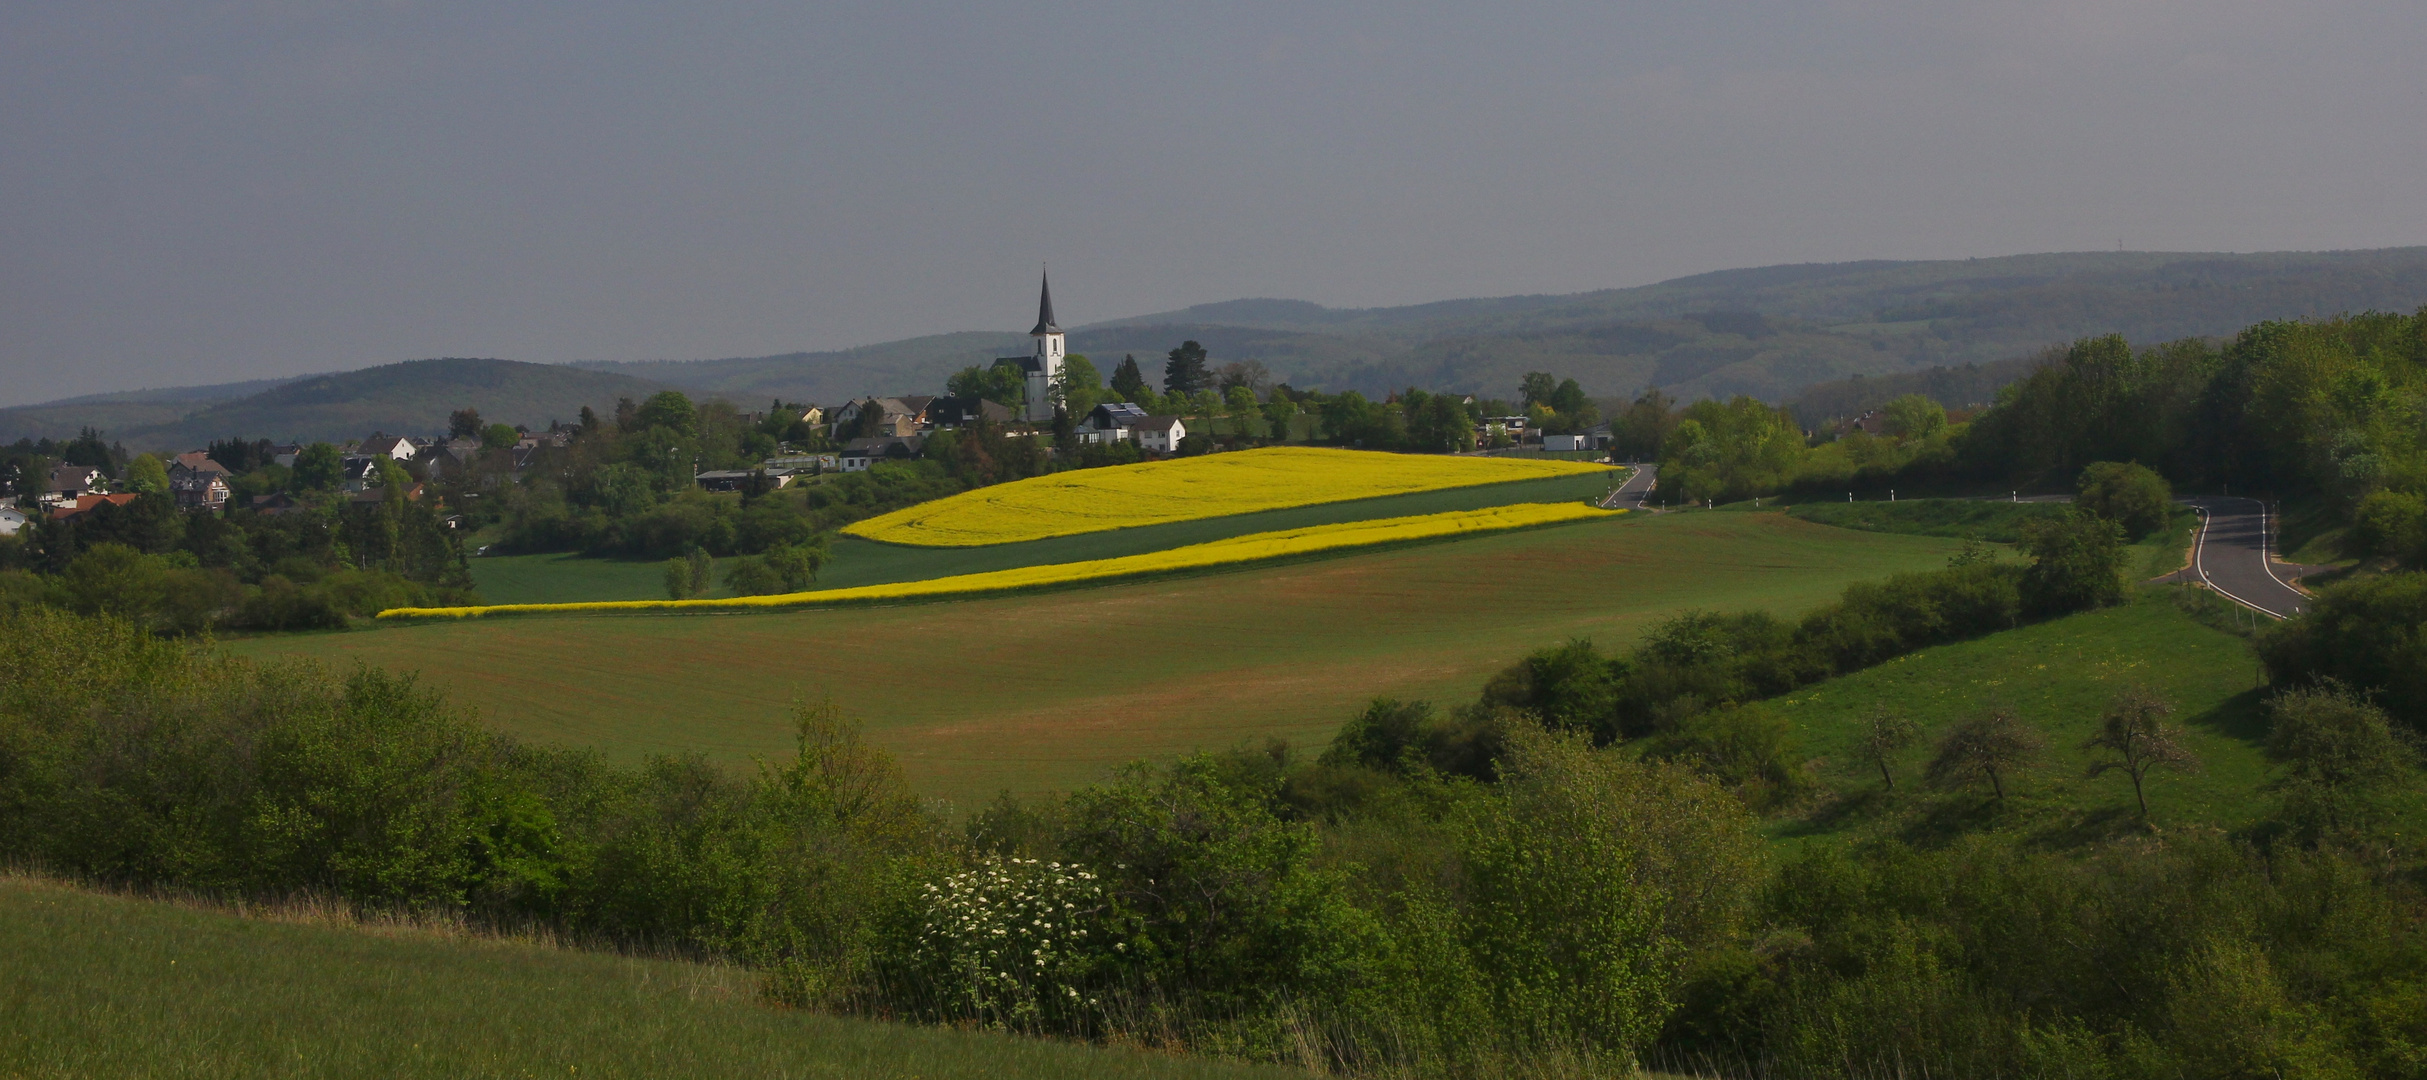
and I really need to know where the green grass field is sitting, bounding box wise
[0,874,1303,1080]
[469,552,709,605]
[1770,588,2276,847]
[235,512,1969,806]
[463,471,1623,605]
[1785,498,2069,542]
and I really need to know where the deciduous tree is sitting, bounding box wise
[1857,708,1919,790]
[2083,687,2200,822]
[1927,707,2045,801]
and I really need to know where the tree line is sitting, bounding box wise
[1637,310,2427,566]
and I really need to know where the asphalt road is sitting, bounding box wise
[2181,496,2309,619]
[1603,463,1659,509]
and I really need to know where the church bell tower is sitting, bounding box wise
[1026,269,1065,421]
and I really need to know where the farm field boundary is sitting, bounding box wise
[466,470,1624,605]
[844,446,1616,547]
[386,502,1617,619]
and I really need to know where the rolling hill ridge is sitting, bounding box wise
[13,247,2427,446]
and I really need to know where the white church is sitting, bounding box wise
[1000,270,1065,423]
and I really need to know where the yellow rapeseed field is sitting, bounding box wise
[382,501,1617,620]
[841,446,1615,547]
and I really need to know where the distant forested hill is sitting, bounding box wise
[1783,354,2055,428]
[592,248,2427,407]
[17,248,2427,447]
[0,359,666,450]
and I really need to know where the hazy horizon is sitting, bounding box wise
[7,2,2425,407]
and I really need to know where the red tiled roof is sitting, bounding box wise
[48,492,140,521]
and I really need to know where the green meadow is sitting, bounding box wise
[0,874,1304,1080]
[237,511,1969,805]
[1768,589,2279,847]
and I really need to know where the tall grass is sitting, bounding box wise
[0,871,1309,1080]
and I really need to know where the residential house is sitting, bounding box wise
[47,492,140,522]
[167,454,234,510]
[1075,402,1149,444]
[830,396,932,439]
[764,453,838,473]
[421,437,489,480]
[1132,416,1187,453]
[359,433,416,461]
[170,451,231,477]
[925,395,1017,429]
[1847,410,1888,437]
[249,492,308,516]
[170,470,231,510]
[338,456,387,491]
[269,444,304,467]
[0,499,27,538]
[45,464,105,505]
[694,468,801,492]
[838,435,924,472]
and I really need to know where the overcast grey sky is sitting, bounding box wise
[4,1,2424,406]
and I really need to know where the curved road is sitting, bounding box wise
[2181,496,2308,619]
[1603,463,1659,510]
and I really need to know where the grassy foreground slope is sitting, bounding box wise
[0,876,1300,1080]
[235,513,1969,804]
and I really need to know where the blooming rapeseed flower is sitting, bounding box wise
[843,446,1615,547]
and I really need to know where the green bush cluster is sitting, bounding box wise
[2261,572,2427,736]
[1653,312,2427,569]
[1483,560,2037,747]
[1660,834,2427,1078]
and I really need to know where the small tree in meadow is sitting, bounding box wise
[2083,687,2201,823]
[663,547,714,599]
[1927,707,2046,802]
[1857,708,1920,791]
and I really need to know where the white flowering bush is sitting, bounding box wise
[906,855,1117,1029]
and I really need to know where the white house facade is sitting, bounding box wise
[1133,416,1186,452]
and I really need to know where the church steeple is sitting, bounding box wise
[1031,268,1060,336]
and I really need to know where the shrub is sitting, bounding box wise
[2018,507,2129,616]
[1059,756,1378,1017]
[893,856,1114,1031]
[1457,730,1764,1062]
[2259,572,2427,734]
[1477,638,1619,740]
[2350,490,2427,564]
[2077,460,2175,540]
